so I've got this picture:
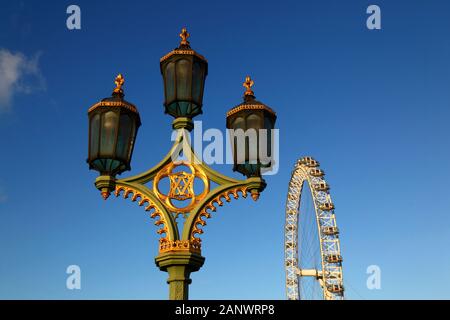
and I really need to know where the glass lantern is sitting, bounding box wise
[87,74,141,177]
[160,28,208,119]
[226,76,277,178]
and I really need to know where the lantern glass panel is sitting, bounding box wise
[100,111,118,156]
[176,59,190,100]
[192,61,203,102]
[165,62,176,102]
[128,119,137,160]
[230,116,245,165]
[247,114,261,130]
[233,116,245,129]
[89,113,100,159]
[116,114,133,160]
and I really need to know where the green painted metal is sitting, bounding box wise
[115,180,179,241]
[94,175,116,194]
[182,177,266,241]
[155,252,205,300]
[94,121,266,300]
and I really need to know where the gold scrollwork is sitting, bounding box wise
[159,50,207,63]
[191,186,248,241]
[153,161,210,214]
[87,100,139,113]
[226,104,276,117]
[159,239,201,254]
[114,186,168,239]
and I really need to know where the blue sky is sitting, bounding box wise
[0,0,450,299]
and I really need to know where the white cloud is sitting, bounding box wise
[0,49,46,111]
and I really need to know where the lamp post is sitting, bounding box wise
[86,28,277,300]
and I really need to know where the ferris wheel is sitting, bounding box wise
[284,156,344,300]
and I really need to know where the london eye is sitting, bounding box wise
[284,157,344,300]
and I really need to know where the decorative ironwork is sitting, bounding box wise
[159,50,207,63]
[153,161,210,215]
[160,27,207,63]
[114,186,168,239]
[226,104,276,117]
[191,186,248,241]
[102,129,266,255]
[88,29,273,300]
[179,27,190,46]
[113,73,124,94]
[243,76,254,96]
[169,171,195,200]
[88,100,139,113]
[159,239,201,254]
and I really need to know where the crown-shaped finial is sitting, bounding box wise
[243,76,254,96]
[179,27,190,47]
[113,73,125,95]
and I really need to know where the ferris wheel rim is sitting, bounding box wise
[284,156,344,300]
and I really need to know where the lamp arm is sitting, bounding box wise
[181,177,266,242]
[119,128,239,186]
[114,180,179,241]
[111,127,266,247]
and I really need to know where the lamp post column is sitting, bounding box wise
[155,251,205,300]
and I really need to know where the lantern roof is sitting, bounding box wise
[160,27,207,63]
[227,76,276,118]
[88,74,140,116]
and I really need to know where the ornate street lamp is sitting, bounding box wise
[160,28,208,121]
[226,76,277,179]
[87,74,141,199]
[86,28,276,300]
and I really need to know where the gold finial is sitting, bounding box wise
[243,76,254,96]
[113,73,124,94]
[101,188,110,200]
[251,190,260,201]
[179,27,190,46]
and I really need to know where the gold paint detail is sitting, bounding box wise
[179,27,190,46]
[169,171,195,200]
[160,50,207,63]
[226,104,276,117]
[114,186,168,239]
[154,161,210,214]
[113,74,124,94]
[88,101,138,114]
[251,190,260,201]
[159,239,201,254]
[101,190,110,200]
[243,76,254,96]
[191,187,248,241]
